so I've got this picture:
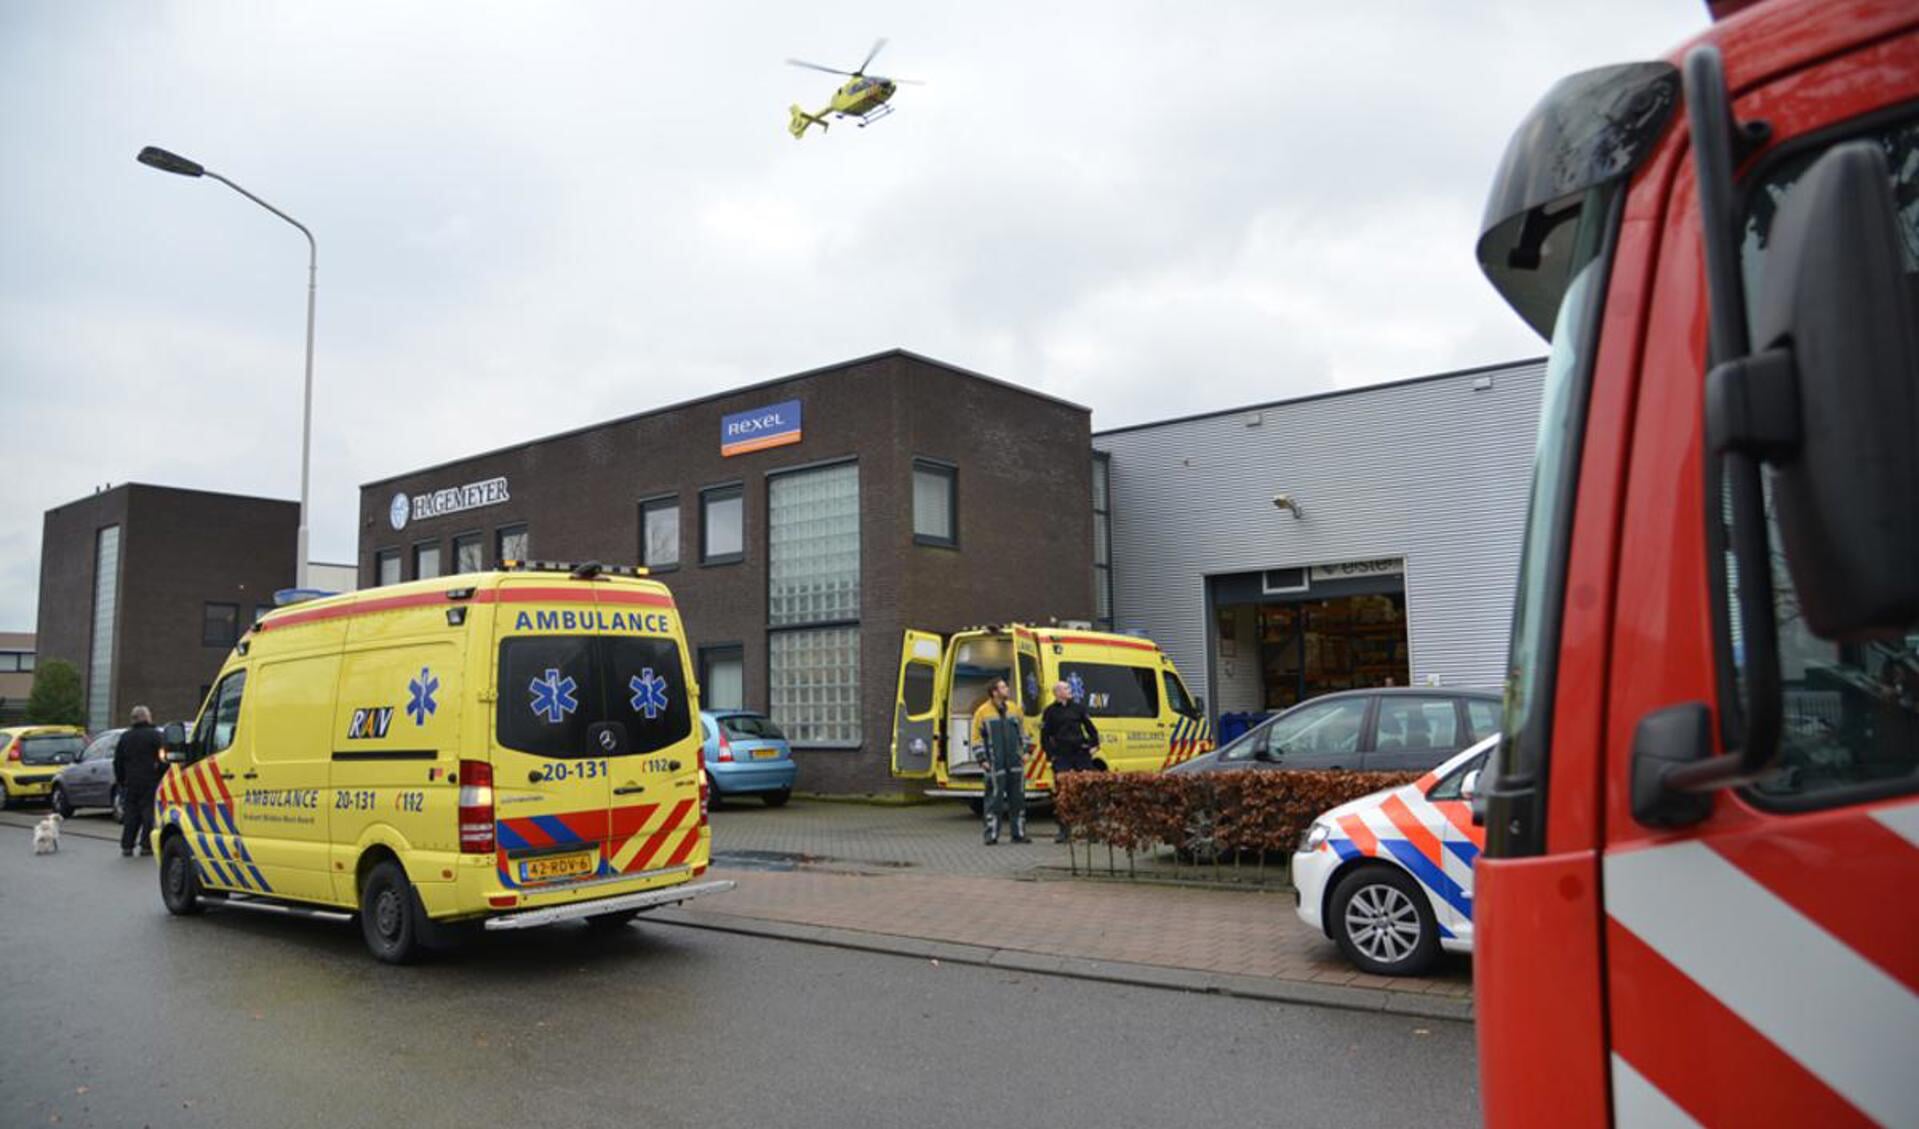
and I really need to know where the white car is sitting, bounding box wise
[1291,735,1494,976]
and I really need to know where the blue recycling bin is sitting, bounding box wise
[1215,711,1270,745]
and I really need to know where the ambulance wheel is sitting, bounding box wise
[966,797,984,817]
[762,789,791,808]
[1329,866,1439,977]
[584,908,642,930]
[50,784,74,819]
[361,860,424,965]
[159,836,204,916]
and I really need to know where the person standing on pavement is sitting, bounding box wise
[971,678,1029,845]
[113,705,166,858]
[1041,679,1102,843]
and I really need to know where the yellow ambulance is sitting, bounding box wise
[889,623,1211,806]
[153,562,731,963]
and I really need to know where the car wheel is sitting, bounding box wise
[50,784,74,819]
[1328,865,1440,977]
[584,908,642,930]
[110,787,125,824]
[159,836,204,916]
[360,860,424,965]
[762,788,791,808]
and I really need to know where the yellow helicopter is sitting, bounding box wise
[786,38,923,138]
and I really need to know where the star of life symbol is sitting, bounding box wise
[529,668,579,724]
[407,667,439,726]
[629,668,670,720]
[1068,672,1086,702]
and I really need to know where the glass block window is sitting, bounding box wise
[768,462,860,626]
[768,626,861,746]
[88,525,121,732]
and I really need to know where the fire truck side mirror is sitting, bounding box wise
[1710,141,1919,639]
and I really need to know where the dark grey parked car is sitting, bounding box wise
[1167,688,1501,776]
[52,728,125,820]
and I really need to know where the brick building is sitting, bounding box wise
[37,485,297,729]
[359,350,1095,793]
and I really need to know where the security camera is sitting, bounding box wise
[1272,493,1303,517]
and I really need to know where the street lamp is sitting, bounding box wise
[137,145,318,591]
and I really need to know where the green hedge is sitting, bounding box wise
[1053,769,1420,858]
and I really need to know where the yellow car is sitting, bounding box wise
[154,561,732,962]
[889,624,1212,804]
[0,725,89,808]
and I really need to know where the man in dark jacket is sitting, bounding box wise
[113,706,167,857]
[1040,680,1102,843]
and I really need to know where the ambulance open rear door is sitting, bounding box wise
[891,630,945,779]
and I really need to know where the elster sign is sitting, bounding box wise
[721,399,803,458]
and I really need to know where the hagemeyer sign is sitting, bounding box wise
[389,476,511,531]
[721,399,803,457]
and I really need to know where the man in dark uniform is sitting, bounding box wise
[1041,679,1102,842]
[113,705,167,858]
[972,678,1029,845]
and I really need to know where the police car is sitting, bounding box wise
[1291,735,1493,976]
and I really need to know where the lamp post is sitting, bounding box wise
[137,145,317,591]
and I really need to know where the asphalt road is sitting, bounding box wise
[0,814,1479,1128]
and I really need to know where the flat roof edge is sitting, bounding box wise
[360,348,1090,491]
[1092,356,1548,439]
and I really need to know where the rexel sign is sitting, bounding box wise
[721,399,803,457]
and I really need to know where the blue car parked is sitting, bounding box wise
[700,710,797,807]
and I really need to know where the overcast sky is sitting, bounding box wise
[0,1,1706,630]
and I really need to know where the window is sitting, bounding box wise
[769,627,861,746]
[202,670,247,757]
[1092,453,1114,629]
[720,714,786,741]
[641,497,680,571]
[1734,114,1919,806]
[1466,699,1501,741]
[20,734,83,766]
[414,542,442,580]
[701,485,744,565]
[912,459,957,547]
[1018,652,1044,717]
[902,662,936,716]
[88,524,120,732]
[768,463,861,745]
[453,532,485,574]
[0,654,15,673]
[1372,696,1461,751]
[496,636,692,758]
[376,549,401,587]
[1057,662,1158,718]
[83,733,117,762]
[1224,697,1368,764]
[496,524,529,565]
[1162,670,1198,718]
[1427,748,1493,802]
[202,603,239,648]
[768,462,860,625]
[18,652,32,672]
[701,645,745,711]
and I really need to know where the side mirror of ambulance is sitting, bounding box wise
[1708,140,1919,638]
[163,722,187,753]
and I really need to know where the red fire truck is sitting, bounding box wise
[1470,1,1917,1125]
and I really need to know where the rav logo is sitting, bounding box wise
[346,707,394,740]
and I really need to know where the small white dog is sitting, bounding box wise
[32,812,61,855]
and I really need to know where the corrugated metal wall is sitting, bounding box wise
[1093,359,1545,705]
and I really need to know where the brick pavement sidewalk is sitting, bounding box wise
[691,801,1473,1010]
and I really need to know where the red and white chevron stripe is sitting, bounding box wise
[1604,801,1919,1127]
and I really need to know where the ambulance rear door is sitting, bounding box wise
[891,630,945,779]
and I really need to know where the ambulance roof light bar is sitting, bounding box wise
[498,559,651,579]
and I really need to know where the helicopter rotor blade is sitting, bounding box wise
[856,37,888,75]
[786,58,854,76]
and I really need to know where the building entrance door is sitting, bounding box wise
[1207,563,1409,712]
